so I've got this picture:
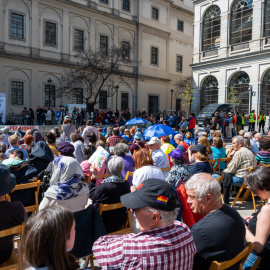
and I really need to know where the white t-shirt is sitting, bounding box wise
[132,166,164,187]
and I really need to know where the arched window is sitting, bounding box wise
[230,0,253,45]
[261,70,270,115]
[202,6,221,52]
[201,75,219,108]
[228,71,250,114]
[264,0,270,37]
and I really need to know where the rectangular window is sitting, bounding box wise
[11,81,23,105]
[148,95,159,116]
[121,93,129,110]
[74,29,84,52]
[11,13,24,39]
[151,47,158,65]
[99,90,107,109]
[176,99,181,112]
[45,85,55,107]
[73,88,83,104]
[122,0,130,11]
[176,55,183,72]
[100,0,109,4]
[122,41,130,60]
[45,21,57,46]
[100,35,108,56]
[152,7,159,20]
[177,20,184,32]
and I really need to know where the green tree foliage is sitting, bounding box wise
[174,76,196,113]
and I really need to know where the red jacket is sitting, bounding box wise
[188,117,196,129]
[232,115,237,125]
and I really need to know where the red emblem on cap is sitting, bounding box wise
[138,183,144,190]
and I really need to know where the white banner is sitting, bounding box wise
[0,125,38,132]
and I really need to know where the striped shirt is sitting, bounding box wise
[93,221,196,270]
[223,147,257,178]
[256,151,270,165]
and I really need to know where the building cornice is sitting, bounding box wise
[191,49,270,68]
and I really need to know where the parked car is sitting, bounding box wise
[196,104,232,127]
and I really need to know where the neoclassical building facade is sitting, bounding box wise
[192,0,270,117]
[0,0,194,119]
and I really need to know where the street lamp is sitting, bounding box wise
[249,85,253,113]
[170,89,174,110]
[115,85,119,111]
[47,78,53,107]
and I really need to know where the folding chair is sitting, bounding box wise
[230,167,262,213]
[216,174,224,203]
[161,167,171,172]
[86,174,110,185]
[125,171,134,181]
[209,159,218,173]
[84,203,132,269]
[0,223,25,270]
[6,181,40,214]
[217,157,232,172]
[209,242,253,270]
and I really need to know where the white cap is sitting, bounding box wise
[146,137,161,145]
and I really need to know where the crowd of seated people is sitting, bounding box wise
[0,121,269,270]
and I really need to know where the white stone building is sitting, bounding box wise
[192,0,270,119]
[0,0,194,121]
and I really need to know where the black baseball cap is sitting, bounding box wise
[120,179,179,211]
[190,144,207,155]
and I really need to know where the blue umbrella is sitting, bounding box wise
[125,118,147,125]
[143,124,174,138]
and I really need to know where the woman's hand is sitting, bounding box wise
[244,216,253,223]
[90,164,99,178]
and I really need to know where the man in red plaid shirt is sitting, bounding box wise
[107,128,122,147]
[93,179,196,269]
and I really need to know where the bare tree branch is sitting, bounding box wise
[57,46,135,106]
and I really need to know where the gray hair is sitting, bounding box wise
[119,126,125,133]
[233,135,244,145]
[146,207,180,225]
[244,132,252,139]
[185,173,221,200]
[174,134,183,141]
[210,130,215,135]
[107,156,124,176]
[114,143,129,156]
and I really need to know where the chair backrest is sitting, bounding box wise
[125,171,134,181]
[217,157,232,172]
[161,167,171,172]
[6,181,40,214]
[0,223,25,270]
[98,202,133,235]
[227,147,233,156]
[216,174,224,184]
[209,242,253,270]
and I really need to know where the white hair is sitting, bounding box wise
[244,132,252,139]
[233,135,244,144]
[185,173,221,200]
[146,207,180,225]
[107,156,124,175]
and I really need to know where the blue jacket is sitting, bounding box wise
[6,146,28,160]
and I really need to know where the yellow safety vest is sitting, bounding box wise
[258,115,265,123]
[241,116,245,125]
[249,113,256,123]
